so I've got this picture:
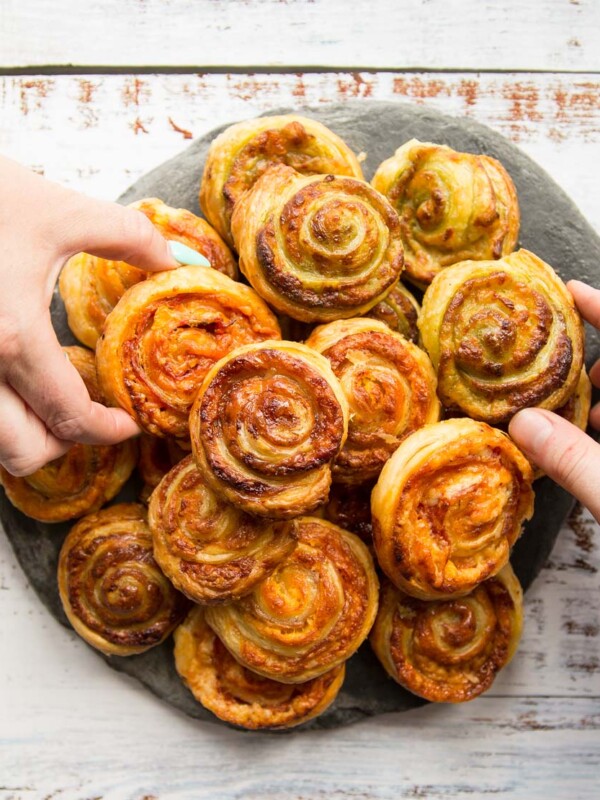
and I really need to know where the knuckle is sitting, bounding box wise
[47,410,86,441]
[1,450,48,477]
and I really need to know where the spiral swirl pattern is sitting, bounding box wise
[200,114,364,245]
[205,517,379,683]
[364,282,421,343]
[371,419,534,600]
[370,565,523,702]
[58,503,188,655]
[174,606,345,729]
[0,347,137,522]
[231,164,404,322]
[371,139,519,287]
[307,318,440,483]
[96,266,281,441]
[59,198,237,348]
[419,250,585,423]
[190,341,349,518]
[148,455,297,603]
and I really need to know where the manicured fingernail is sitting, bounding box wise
[168,240,211,267]
[510,409,554,454]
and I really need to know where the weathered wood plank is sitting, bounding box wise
[1,0,599,72]
[0,72,599,231]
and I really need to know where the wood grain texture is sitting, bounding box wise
[2,0,600,71]
[0,72,599,232]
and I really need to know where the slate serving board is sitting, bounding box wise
[2,101,600,731]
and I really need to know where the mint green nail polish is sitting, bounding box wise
[168,240,211,267]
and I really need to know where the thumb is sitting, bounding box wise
[58,193,179,273]
[509,408,600,522]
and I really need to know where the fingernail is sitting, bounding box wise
[168,240,211,267]
[510,409,554,454]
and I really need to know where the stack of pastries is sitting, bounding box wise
[3,113,590,730]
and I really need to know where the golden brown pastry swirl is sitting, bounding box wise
[96,266,281,441]
[148,455,296,604]
[190,340,349,519]
[372,139,519,287]
[200,114,364,245]
[0,347,137,522]
[370,565,523,702]
[174,606,345,729]
[231,164,404,322]
[371,419,534,600]
[205,517,379,683]
[419,250,585,423]
[59,198,237,348]
[364,282,421,343]
[58,503,188,655]
[306,318,441,483]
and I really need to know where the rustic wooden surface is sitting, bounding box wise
[1,2,600,798]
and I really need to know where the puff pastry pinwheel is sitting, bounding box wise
[200,114,364,245]
[371,418,534,600]
[96,266,281,441]
[58,503,188,656]
[324,482,374,545]
[370,564,523,703]
[231,164,405,322]
[137,434,188,503]
[419,250,585,424]
[174,606,345,729]
[148,455,296,604]
[364,281,421,343]
[205,517,379,683]
[371,139,519,287]
[59,197,237,349]
[306,318,441,483]
[0,346,137,522]
[190,340,349,519]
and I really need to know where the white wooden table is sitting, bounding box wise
[1,2,600,797]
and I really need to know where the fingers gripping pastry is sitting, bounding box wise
[190,340,349,519]
[419,250,585,424]
[372,139,519,287]
[370,565,523,703]
[58,503,188,656]
[59,198,238,349]
[531,368,592,480]
[364,281,421,343]
[148,455,296,604]
[306,318,441,484]
[371,419,534,600]
[174,606,345,729]
[0,347,137,522]
[231,164,405,323]
[96,266,281,441]
[205,517,379,683]
[200,114,364,245]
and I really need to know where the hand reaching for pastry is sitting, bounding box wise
[0,155,178,477]
[510,280,600,522]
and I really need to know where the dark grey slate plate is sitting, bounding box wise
[2,101,600,732]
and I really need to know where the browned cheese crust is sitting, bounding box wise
[57,503,189,656]
[174,606,345,729]
[205,517,379,683]
[370,565,523,702]
[148,455,297,604]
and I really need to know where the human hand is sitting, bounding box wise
[509,280,600,522]
[0,155,179,476]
